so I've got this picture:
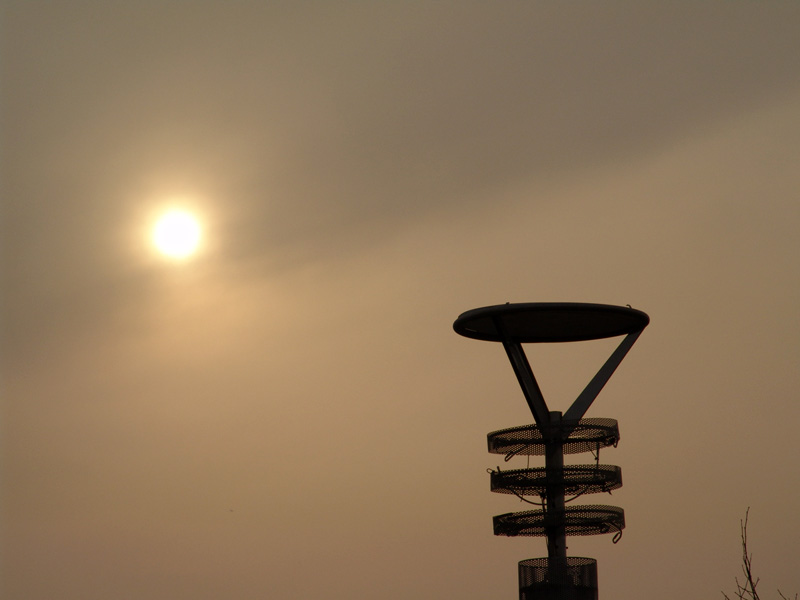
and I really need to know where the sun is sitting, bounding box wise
[152,210,202,259]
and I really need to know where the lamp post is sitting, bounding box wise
[454,303,649,600]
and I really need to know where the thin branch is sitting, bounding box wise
[722,508,758,600]
[722,508,797,600]
[740,508,760,600]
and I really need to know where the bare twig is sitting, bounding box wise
[722,508,796,600]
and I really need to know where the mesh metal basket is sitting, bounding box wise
[490,465,622,497]
[519,557,598,600]
[487,419,619,458]
[493,505,625,537]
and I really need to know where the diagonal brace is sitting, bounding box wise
[563,329,644,427]
[493,317,550,428]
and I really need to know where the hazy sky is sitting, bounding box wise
[2,2,799,599]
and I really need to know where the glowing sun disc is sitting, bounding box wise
[153,210,201,258]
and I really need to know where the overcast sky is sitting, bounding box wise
[2,2,800,599]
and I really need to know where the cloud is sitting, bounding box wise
[2,7,800,597]
[4,3,800,265]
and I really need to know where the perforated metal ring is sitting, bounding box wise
[493,505,625,537]
[488,418,619,458]
[490,465,622,497]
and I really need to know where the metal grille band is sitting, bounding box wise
[493,505,625,537]
[487,418,619,457]
[519,558,598,600]
[490,465,622,497]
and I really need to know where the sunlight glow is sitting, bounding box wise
[152,210,201,259]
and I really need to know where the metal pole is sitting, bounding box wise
[544,411,568,591]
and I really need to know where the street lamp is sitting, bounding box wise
[454,303,649,600]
